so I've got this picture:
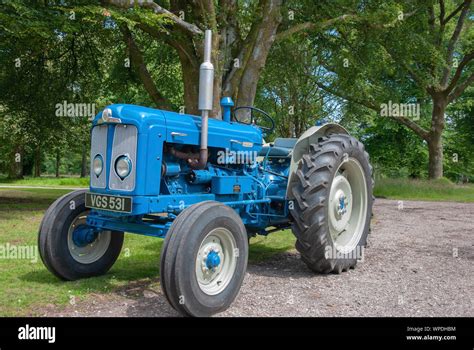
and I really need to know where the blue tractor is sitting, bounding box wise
[39,31,373,317]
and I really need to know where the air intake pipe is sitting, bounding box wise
[195,29,214,170]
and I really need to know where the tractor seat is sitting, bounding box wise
[258,137,297,157]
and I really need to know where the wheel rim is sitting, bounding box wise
[328,157,368,254]
[67,212,111,264]
[195,228,237,296]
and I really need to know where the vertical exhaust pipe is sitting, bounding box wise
[195,29,214,169]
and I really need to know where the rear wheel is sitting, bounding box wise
[160,201,248,317]
[289,133,373,273]
[38,190,124,280]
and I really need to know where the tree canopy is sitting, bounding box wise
[0,0,472,181]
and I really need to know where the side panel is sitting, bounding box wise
[90,125,108,189]
[286,123,349,198]
[143,124,166,196]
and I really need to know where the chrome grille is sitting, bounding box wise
[90,125,108,188]
[109,124,138,191]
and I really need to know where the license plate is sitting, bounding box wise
[85,193,133,213]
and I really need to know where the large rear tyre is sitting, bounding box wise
[289,133,373,274]
[160,201,248,317]
[38,190,124,281]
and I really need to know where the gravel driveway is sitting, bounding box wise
[47,199,474,317]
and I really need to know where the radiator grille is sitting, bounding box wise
[109,124,138,191]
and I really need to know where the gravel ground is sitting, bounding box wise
[46,199,474,317]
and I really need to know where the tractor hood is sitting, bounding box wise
[89,104,264,197]
[92,104,264,150]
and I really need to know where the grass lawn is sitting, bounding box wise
[0,176,89,187]
[0,188,295,316]
[374,178,474,202]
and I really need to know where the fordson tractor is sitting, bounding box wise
[39,31,373,317]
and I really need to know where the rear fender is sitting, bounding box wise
[286,123,349,198]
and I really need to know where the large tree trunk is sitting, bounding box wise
[7,145,23,179]
[428,96,446,179]
[55,149,60,178]
[234,0,282,107]
[80,144,87,178]
[428,133,443,179]
[34,145,41,178]
[179,51,200,116]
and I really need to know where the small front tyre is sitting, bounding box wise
[160,201,248,317]
[38,190,124,281]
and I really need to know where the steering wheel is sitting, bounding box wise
[233,106,275,133]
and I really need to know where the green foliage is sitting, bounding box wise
[0,0,181,178]
[295,0,473,180]
[444,89,474,181]
[0,0,472,181]
[359,117,429,179]
[256,37,328,139]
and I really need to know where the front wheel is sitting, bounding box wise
[289,133,373,274]
[38,190,124,281]
[160,201,248,317]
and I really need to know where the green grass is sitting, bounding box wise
[0,188,295,316]
[249,231,295,262]
[374,177,474,202]
[0,176,89,187]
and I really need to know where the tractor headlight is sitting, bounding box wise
[92,155,103,177]
[115,155,132,179]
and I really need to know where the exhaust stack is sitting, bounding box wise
[195,29,214,169]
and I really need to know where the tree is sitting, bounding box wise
[304,0,474,179]
[99,0,367,118]
[100,0,283,116]
[444,88,474,181]
[0,112,29,179]
[256,37,329,139]
[0,0,131,177]
[2,0,471,182]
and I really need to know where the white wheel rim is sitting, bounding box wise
[328,157,368,254]
[67,212,111,264]
[195,228,237,296]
